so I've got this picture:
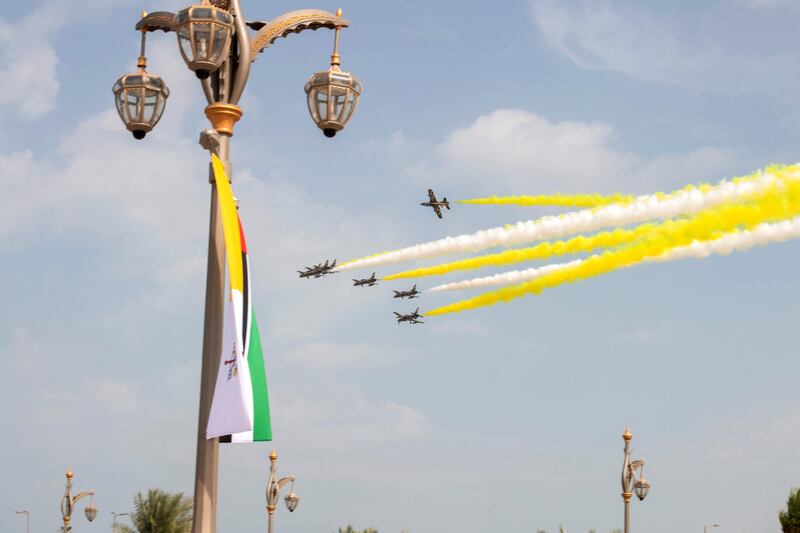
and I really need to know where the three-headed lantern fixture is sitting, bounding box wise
[175,0,234,79]
[113,20,170,139]
[305,9,362,138]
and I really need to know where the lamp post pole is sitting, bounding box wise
[14,510,30,533]
[620,428,651,533]
[266,449,299,533]
[116,3,362,533]
[60,469,98,532]
[112,511,130,532]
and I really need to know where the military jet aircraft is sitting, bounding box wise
[353,272,378,287]
[393,285,419,299]
[297,259,337,279]
[420,189,450,219]
[394,308,424,324]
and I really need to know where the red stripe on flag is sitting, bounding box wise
[237,214,248,254]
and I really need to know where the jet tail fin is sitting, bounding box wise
[443,198,450,209]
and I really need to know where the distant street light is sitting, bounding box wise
[704,524,720,533]
[60,469,98,532]
[621,427,650,533]
[14,510,30,533]
[112,511,130,532]
[266,449,298,533]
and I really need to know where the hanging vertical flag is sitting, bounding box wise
[222,217,272,443]
[206,154,272,442]
[206,299,253,438]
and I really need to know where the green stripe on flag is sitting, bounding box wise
[247,311,272,441]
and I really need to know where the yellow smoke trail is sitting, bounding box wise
[385,165,798,281]
[426,176,800,316]
[385,220,663,280]
[457,193,634,208]
[342,165,792,269]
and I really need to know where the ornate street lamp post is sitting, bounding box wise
[60,469,98,532]
[113,4,362,533]
[621,428,650,533]
[266,449,298,533]
[14,510,30,533]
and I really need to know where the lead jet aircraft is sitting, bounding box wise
[394,307,424,324]
[393,285,419,299]
[353,272,379,287]
[420,189,450,219]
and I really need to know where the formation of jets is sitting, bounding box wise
[395,308,424,324]
[420,189,450,218]
[353,273,378,287]
[296,190,449,323]
[297,259,337,279]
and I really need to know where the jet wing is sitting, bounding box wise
[432,204,443,218]
[428,189,437,202]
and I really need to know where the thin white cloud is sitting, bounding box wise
[529,0,800,93]
[93,380,138,414]
[273,391,427,449]
[739,0,800,9]
[425,108,740,193]
[283,341,405,368]
[0,15,60,119]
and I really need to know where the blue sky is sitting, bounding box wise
[2,1,800,532]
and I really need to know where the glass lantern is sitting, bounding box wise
[284,491,299,512]
[113,71,170,139]
[175,1,234,79]
[84,503,98,522]
[305,66,362,138]
[634,478,650,501]
[305,20,362,138]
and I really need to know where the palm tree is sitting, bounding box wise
[780,487,800,533]
[117,488,192,533]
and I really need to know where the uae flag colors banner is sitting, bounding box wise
[206,154,273,443]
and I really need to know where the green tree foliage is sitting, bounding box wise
[780,487,800,533]
[117,488,192,533]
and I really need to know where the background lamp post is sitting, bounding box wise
[621,427,650,533]
[14,510,30,533]
[60,469,98,532]
[704,524,720,533]
[113,4,361,533]
[112,511,130,532]
[266,449,298,533]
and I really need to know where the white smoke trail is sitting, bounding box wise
[427,216,800,292]
[339,169,795,271]
[428,260,582,292]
